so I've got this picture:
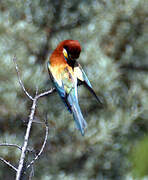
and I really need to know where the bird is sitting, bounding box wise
[47,40,103,135]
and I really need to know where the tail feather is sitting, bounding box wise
[68,94,87,135]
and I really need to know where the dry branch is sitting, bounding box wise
[13,56,34,100]
[0,157,18,172]
[16,97,37,180]
[27,120,49,169]
[0,143,22,151]
[0,56,55,179]
[12,56,55,180]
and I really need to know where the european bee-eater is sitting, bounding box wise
[47,40,102,135]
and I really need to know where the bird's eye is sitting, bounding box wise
[63,48,68,59]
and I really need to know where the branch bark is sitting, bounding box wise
[16,97,37,180]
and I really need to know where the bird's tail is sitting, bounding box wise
[68,94,87,136]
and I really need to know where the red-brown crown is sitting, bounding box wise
[57,40,81,59]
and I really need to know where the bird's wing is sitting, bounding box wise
[47,62,74,112]
[74,63,103,105]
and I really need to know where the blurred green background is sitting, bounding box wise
[0,0,148,179]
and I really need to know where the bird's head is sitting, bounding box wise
[55,40,81,64]
[62,40,81,62]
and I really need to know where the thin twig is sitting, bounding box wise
[29,165,34,180]
[0,157,18,172]
[13,56,34,100]
[0,143,35,154]
[27,121,49,169]
[0,143,22,151]
[36,88,56,99]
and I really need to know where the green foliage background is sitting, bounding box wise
[0,0,148,179]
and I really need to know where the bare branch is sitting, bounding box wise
[0,143,22,151]
[36,88,56,99]
[0,157,18,172]
[13,58,55,179]
[27,120,49,169]
[16,97,37,180]
[0,143,35,154]
[13,56,34,100]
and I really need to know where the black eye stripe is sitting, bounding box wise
[63,45,80,60]
[63,45,68,51]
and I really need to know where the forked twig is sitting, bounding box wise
[13,56,54,180]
